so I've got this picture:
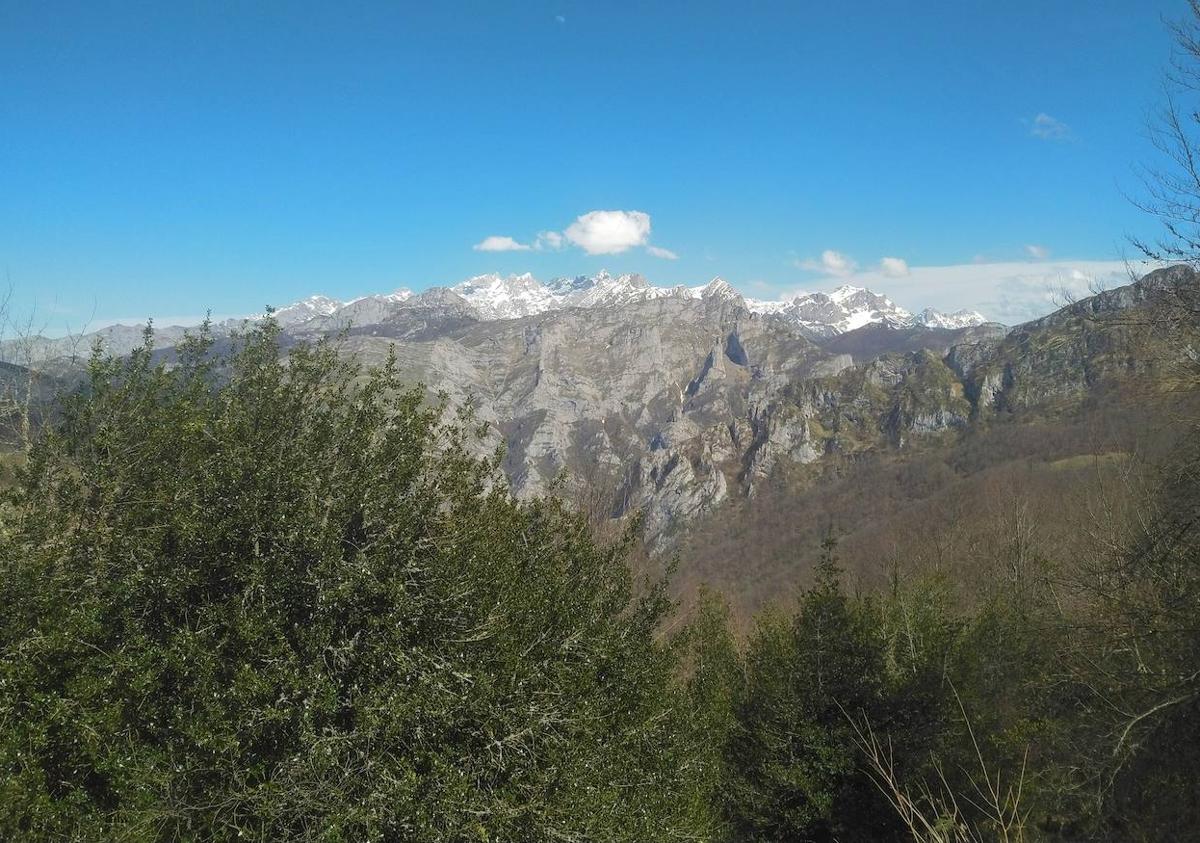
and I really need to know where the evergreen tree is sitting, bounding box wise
[674,587,743,839]
[726,539,901,842]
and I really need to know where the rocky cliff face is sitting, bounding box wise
[336,294,825,541]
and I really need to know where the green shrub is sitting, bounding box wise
[0,322,710,841]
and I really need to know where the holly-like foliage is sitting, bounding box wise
[0,322,711,841]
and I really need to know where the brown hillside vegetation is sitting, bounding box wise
[674,379,1199,624]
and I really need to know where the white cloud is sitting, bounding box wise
[563,209,652,255]
[879,256,910,277]
[476,209,673,257]
[646,245,679,260]
[1030,113,1072,141]
[534,230,564,251]
[473,235,531,252]
[1025,244,1051,260]
[776,258,1154,325]
[797,249,858,276]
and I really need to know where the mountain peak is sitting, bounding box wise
[698,276,742,301]
[272,295,343,327]
[742,285,911,336]
[916,307,987,329]
[450,272,553,319]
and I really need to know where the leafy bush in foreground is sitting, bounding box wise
[0,323,711,841]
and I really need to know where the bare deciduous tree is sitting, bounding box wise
[845,692,1031,843]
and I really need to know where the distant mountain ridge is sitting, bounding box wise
[0,272,992,366]
[259,271,989,339]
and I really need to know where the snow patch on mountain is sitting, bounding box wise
[272,295,344,327]
[451,273,556,319]
[444,270,670,317]
[569,271,666,308]
[693,277,744,303]
[745,285,913,336]
[914,307,988,329]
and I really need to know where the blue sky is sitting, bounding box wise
[0,0,1188,330]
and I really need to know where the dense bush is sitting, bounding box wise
[0,323,713,841]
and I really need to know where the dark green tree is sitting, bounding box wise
[725,539,909,842]
[0,322,711,841]
[673,587,744,839]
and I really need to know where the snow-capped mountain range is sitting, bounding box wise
[273,271,989,337]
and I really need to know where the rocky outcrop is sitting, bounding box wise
[949,267,1198,417]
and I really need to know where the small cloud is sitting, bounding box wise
[564,209,652,255]
[1029,112,1072,141]
[534,230,564,251]
[555,14,566,23]
[473,235,531,252]
[797,249,858,277]
[645,245,678,260]
[1025,244,1051,260]
[879,256,910,278]
[477,210,668,257]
